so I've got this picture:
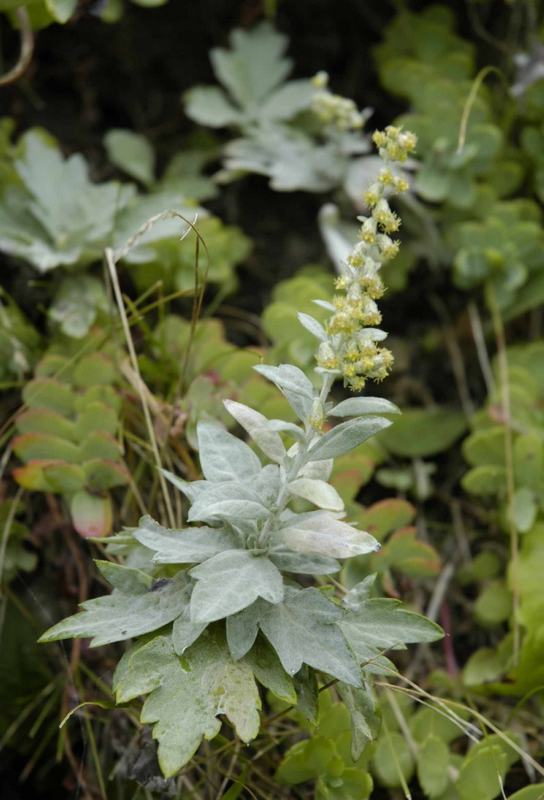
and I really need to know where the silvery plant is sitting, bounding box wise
[41,127,441,778]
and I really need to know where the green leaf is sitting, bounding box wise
[462,465,507,496]
[113,631,261,777]
[308,417,392,461]
[189,550,284,622]
[209,22,291,109]
[76,402,118,439]
[244,637,296,704]
[371,730,415,788]
[378,407,466,457]
[0,131,125,272]
[358,498,415,542]
[39,571,189,646]
[474,581,512,626]
[251,587,361,685]
[507,785,544,800]
[456,742,512,800]
[79,431,121,461]
[276,736,337,784]
[43,462,86,493]
[13,432,79,463]
[133,516,238,563]
[338,683,380,760]
[16,407,76,441]
[340,599,443,666]
[22,377,75,415]
[463,427,506,467]
[197,420,261,482]
[514,433,543,493]
[416,735,450,797]
[49,275,108,338]
[83,460,129,491]
[512,487,537,533]
[104,129,155,185]
[45,0,78,23]
[184,86,243,128]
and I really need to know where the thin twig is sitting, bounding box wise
[105,247,176,528]
[0,7,34,86]
[487,286,520,664]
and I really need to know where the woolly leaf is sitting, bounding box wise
[133,516,238,564]
[307,416,392,461]
[280,511,379,559]
[197,420,261,482]
[189,550,284,622]
[39,572,189,646]
[113,631,260,777]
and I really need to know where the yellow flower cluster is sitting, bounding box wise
[316,125,416,392]
[311,71,364,131]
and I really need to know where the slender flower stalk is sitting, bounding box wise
[316,126,416,393]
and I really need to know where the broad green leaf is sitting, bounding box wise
[83,460,129,492]
[189,550,284,622]
[358,498,415,542]
[378,407,466,457]
[308,417,392,461]
[280,511,379,559]
[288,478,344,512]
[276,736,337,784]
[113,631,260,777]
[463,427,506,467]
[456,742,511,800]
[474,581,512,626]
[104,129,155,185]
[417,735,450,797]
[223,399,286,462]
[22,377,74,415]
[16,407,76,441]
[462,464,507,496]
[133,515,237,563]
[371,730,415,788]
[507,785,544,800]
[13,432,79,463]
[197,420,261,482]
[329,397,400,417]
